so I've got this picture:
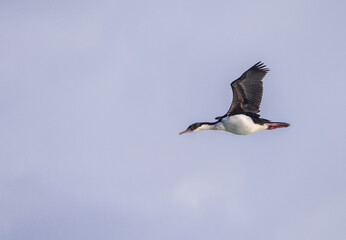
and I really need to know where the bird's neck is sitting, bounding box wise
[198,121,225,131]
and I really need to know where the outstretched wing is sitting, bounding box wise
[216,62,269,119]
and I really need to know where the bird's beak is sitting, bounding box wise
[179,129,192,135]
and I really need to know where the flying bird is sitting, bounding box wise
[179,62,290,135]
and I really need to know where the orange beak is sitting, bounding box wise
[179,129,192,135]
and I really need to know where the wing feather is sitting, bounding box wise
[216,62,269,119]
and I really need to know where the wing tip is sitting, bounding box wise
[253,61,270,72]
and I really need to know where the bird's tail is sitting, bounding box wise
[264,122,290,130]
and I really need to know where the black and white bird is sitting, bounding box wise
[179,62,290,135]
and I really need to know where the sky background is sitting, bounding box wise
[1,0,346,239]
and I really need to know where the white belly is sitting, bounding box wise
[221,114,268,135]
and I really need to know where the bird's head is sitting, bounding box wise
[179,122,205,135]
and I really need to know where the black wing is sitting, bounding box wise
[216,62,269,119]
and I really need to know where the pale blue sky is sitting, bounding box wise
[1,0,346,239]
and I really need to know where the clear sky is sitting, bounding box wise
[1,0,346,239]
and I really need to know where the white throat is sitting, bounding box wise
[196,122,225,131]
